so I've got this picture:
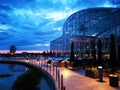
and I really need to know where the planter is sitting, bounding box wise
[85,70,99,78]
[109,74,119,87]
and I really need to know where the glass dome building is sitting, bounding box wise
[50,7,120,60]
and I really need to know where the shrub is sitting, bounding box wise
[85,67,99,78]
[13,69,42,90]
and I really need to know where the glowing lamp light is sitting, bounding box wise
[47,63,52,66]
[98,66,102,69]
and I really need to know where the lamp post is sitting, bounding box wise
[98,66,103,82]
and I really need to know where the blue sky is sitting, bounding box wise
[0,0,119,51]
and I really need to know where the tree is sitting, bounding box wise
[92,40,96,60]
[70,41,75,61]
[10,45,16,55]
[90,40,96,67]
[109,34,116,74]
[118,45,120,67]
[97,39,102,66]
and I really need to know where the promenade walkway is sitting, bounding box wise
[60,68,120,90]
[24,59,120,90]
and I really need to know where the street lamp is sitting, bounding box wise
[98,66,103,82]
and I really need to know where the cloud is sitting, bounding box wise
[110,0,120,5]
[0,0,118,50]
[0,24,11,30]
[103,0,116,7]
[45,10,78,22]
[0,32,12,39]
[0,3,13,11]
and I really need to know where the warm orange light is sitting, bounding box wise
[60,69,72,79]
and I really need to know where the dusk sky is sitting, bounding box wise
[0,0,120,51]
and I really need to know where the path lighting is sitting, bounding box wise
[98,66,103,82]
[98,66,102,69]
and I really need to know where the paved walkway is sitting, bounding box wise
[59,68,120,90]
[25,59,120,90]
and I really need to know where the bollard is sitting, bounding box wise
[53,65,54,76]
[38,61,40,67]
[58,70,60,88]
[40,60,41,67]
[56,66,58,80]
[47,63,48,71]
[41,60,43,66]
[63,86,66,90]
[50,64,51,73]
[44,60,45,67]
[61,74,63,90]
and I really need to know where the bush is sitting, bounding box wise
[13,69,43,90]
[47,60,52,64]
[85,67,99,78]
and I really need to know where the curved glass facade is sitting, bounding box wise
[50,7,120,59]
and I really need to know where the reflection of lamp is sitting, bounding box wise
[98,66,103,82]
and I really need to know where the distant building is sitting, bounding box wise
[50,36,63,53]
[50,8,120,59]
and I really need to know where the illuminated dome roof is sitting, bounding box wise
[63,8,120,38]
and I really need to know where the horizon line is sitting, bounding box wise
[0,50,48,54]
